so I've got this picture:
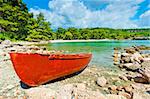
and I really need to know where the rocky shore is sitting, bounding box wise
[0,40,150,99]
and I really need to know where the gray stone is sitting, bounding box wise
[125,48,136,54]
[138,68,150,83]
[133,76,148,83]
[121,53,131,57]
[121,56,131,63]
[1,40,11,45]
[122,63,141,71]
[130,52,143,63]
[96,76,107,87]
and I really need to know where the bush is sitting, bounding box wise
[0,32,17,41]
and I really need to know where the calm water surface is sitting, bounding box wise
[48,40,150,67]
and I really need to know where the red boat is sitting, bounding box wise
[9,52,92,86]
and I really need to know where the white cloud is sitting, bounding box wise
[29,0,149,29]
[138,10,150,27]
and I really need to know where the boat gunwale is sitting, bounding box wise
[9,52,92,60]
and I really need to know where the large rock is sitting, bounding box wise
[130,52,143,63]
[120,63,133,68]
[125,48,136,54]
[121,63,141,71]
[1,40,12,45]
[121,56,131,63]
[96,76,107,87]
[133,76,148,83]
[138,68,150,83]
[120,52,131,63]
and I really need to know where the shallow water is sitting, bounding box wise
[47,40,150,67]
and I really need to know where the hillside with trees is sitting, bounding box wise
[0,0,150,41]
[56,28,150,40]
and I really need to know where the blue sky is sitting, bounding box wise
[23,0,150,29]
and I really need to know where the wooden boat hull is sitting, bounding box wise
[9,53,92,86]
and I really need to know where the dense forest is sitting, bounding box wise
[0,0,150,41]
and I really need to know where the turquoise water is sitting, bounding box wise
[48,40,150,67]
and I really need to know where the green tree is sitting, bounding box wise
[26,13,54,41]
[63,31,73,40]
[56,27,66,39]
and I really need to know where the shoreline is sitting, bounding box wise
[49,39,150,43]
[49,39,111,43]
[2,39,150,44]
